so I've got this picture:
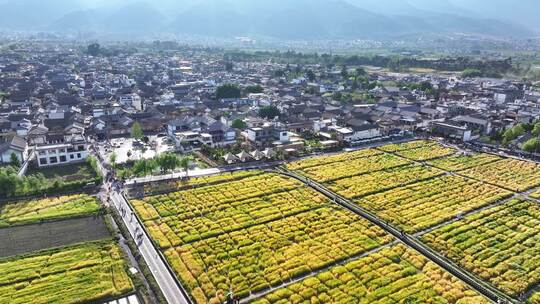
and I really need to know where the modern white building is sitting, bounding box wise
[35,135,89,167]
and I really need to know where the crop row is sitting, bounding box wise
[392,144,457,161]
[251,244,488,304]
[460,158,540,192]
[132,173,301,221]
[145,187,328,247]
[422,199,540,298]
[376,140,437,152]
[427,153,502,172]
[327,164,445,200]
[296,153,411,183]
[530,189,540,199]
[164,207,392,304]
[0,194,101,228]
[141,170,261,195]
[0,240,133,304]
[285,148,382,171]
[358,175,512,233]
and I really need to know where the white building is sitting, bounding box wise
[35,135,89,167]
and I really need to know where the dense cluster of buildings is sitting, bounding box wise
[1,42,539,167]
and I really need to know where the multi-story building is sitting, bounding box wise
[35,134,89,167]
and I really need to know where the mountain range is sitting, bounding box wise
[0,0,537,39]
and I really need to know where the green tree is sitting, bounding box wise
[341,65,349,78]
[356,67,367,77]
[109,152,117,168]
[523,138,540,153]
[216,84,241,100]
[87,43,101,56]
[180,155,194,178]
[503,124,525,144]
[306,70,316,82]
[258,106,281,120]
[461,68,483,78]
[10,153,20,167]
[245,85,264,94]
[231,119,247,129]
[155,153,180,173]
[532,122,540,136]
[131,122,144,141]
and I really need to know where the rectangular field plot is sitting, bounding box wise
[377,140,438,152]
[142,170,261,195]
[144,187,328,247]
[132,173,301,222]
[392,144,457,161]
[422,199,540,299]
[0,241,134,304]
[286,148,382,171]
[165,207,392,303]
[427,153,502,172]
[530,189,540,199]
[460,158,540,192]
[291,153,411,183]
[358,175,512,233]
[0,194,101,228]
[250,244,488,304]
[327,164,445,200]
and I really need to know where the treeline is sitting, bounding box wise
[116,153,191,180]
[223,50,513,75]
[0,157,102,198]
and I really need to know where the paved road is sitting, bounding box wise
[110,190,190,304]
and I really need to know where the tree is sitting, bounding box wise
[306,70,316,82]
[216,84,241,100]
[109,152,117,168]
[258,106,281,120]
[180,155,194,178]
[522,138,540,153]
[532,122,540,136]
[502,124,525,144]
[131,122,144,141]
[10,153,20,168]
[341,65,349,79]
[461,68,483,78]
[245,85,264,94]
[155,153,180,173]
[225,62,234,72]
[356,67,367,77]
[231,119,247,129]
[87,43,101,56]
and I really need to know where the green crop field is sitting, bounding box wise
[0,194,101,227]
[0,240,134,304]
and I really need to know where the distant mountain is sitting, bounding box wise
[0,0,536,39]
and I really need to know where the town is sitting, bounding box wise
[0,39,539,304]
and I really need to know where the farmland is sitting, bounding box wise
[427,153,502,171]
[357,175,512,233]
[422,199,540,299]
[0,194,101,228]
[0,240,134,304]
[531,189,540,199]
[460,158,540,192]
[251,244,488,304]
[131,140,540,303]
[132,172,396,303]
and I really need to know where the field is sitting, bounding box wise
[422,199,540,299]
[27,162,98,184]
[326,164,444,200]
[132,140,540,303]
[0,194,101,228]
[357,175,512,233]
[427,153,501,171]
[251,244,488,304]
[0,216,110,258]
[132,172,395,303]
[460,158,540,192]
[531,190,540,199]
[0,240,134,304]
[287,152,410,182]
